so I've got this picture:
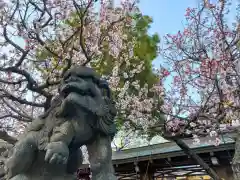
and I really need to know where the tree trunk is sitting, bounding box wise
[173,138,221,180]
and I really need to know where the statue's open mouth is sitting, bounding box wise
[60,82,94,98]
[57,81,98,117]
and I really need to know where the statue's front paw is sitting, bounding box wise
[44,142,69,165]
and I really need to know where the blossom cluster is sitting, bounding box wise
[161,0,240,145]
[0,0,165,143]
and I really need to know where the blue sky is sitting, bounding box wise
[138,0,202,67]
[137,0,238,67]
[135,0,239,110]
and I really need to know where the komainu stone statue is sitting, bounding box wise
[232,131,240,179]
[4,66,117,180]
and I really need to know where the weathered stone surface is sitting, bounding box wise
[4,66,117,180]
[9,151,76,180]
[232,130,240,180]
[0,139,13,179]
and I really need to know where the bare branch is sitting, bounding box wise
[73,0,93,65]
[0,89,44,107]
[2,98,32,122]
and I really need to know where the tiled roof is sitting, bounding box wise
[112,135,235,164]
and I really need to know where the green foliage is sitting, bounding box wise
[92,13,160,90]
[36,10,160,91]
[93,12,163,133]
[35,9,164,136]
[131,14,160,88]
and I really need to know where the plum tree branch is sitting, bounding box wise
[2,99,32,122]
[0,89,44,108]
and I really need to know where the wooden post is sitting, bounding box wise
[140,172,154,180]
[139,164,154,180]
[213,166,234,180]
